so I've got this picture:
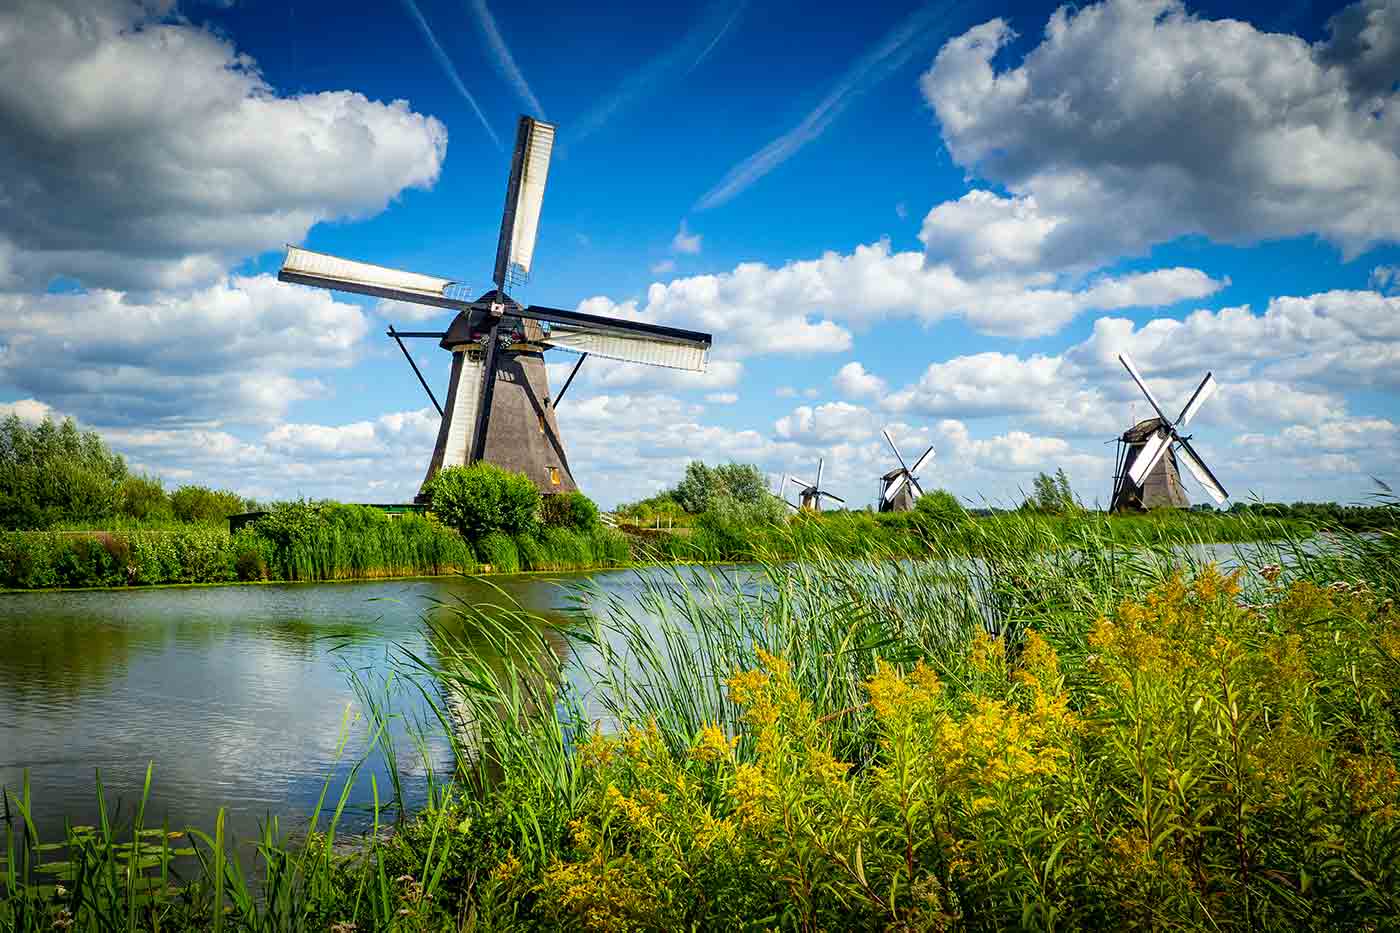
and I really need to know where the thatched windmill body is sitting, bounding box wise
[1110,353,1228,511]
[879,429,934,512]
[278,117,713,501]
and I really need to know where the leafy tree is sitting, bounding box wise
[673,461,769,514]
[423,463,541,541]
[914,488,964,522]
[1026,469,1080,515]
[0,415,127,529]
[117,474,173,522]
[541,490,600,533]
[170,485,253,524]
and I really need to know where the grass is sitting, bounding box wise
[3,507,1397,929]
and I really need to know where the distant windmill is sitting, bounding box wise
[771,473,799,512]
[787,458,844,511]
[879,429,934,512]
[1110,353,1228,511]
[278,116,713,501]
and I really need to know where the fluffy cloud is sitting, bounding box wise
[581,240,1223,348]
[0,275,367,425]
[921,0,1400,273]
[774,402,879,443]
[832,361,887,398]
[1073,291,1400,391]
[0,0,447,291]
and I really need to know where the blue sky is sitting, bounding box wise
[1,0,1397,508]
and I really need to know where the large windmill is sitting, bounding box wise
[879,429,934,512]
[1110,353,1228,511]
[278,117,713,501]
[786,458,844,511]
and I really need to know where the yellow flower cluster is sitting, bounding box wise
[692,721,736,763]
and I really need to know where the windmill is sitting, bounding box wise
[1110,353,1228,511]
[278,116,713,502]
[770,473,799,512]
[787,458,844,511]
[879,429,934,512]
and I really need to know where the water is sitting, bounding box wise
[0,572,623,846]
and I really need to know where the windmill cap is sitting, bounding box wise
[1121,417,1168,441]
[440,291,525,349]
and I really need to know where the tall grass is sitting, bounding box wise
[3,507,1396,928]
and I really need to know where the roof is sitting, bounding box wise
[1121,416,1167,442]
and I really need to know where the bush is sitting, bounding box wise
[672,461,769,514]
[541,490,600,533]
[170,485,252,524]
[476,531,520,573]
[423,463,541,541]
[914,487,964,524]
[117,473,172,522]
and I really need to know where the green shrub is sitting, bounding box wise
[423,463,541,540]
[0,415,127,529]
[170,484,253,524]
[476,531,520,573]
[514,532,545,571]
[541,490,600,533]
[117,473,172,522]
[541,526,589,569]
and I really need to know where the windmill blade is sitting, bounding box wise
[909,474,925,497]
[815,458,824,491]
[279,246,470,312]
[883,471,909,502]
[493,116,556,290]
[1118,353,1172,425]
[1127,430,1172,487]
[819,491,845,504]
[1176,437,1229,504]
[883,428,912,474]
[1175,372,1218,429]
[791,477,814,490]
[909,445,935,476]
[528,307,711,372]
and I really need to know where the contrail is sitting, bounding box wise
[400,0,502,148]
[573,1,745,143]
[696,0,959,210]
[469,0,547,119]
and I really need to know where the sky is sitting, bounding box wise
[1,0,1397,510]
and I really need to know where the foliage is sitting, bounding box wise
[477,531,521,574]
[169,485,252,524]
[116,474,173,522]
[672,461,770,514]
[423,463,541,541]
[541,490,600,534]
[1026,467,1080,514]
[913,487,964,522]
[0,416,127,530]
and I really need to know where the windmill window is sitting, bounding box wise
[548,467,561,486]
[538,414,546,434]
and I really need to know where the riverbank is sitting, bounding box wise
[0,506,1325,592]
[3,510,1396,930]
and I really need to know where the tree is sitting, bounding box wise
[170,485,252,524]
[118,474,173,522]
[1027,469,1080,515]
[914,488,964,522]
[0,415,127,529]
[422,463,541,540]
[541,490,600,533]
[673,461,769,514]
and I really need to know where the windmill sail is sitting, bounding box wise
[279,246,468,311]
[543,324,709,371]
[494,117,555,289]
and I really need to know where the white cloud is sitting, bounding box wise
[776,386,798,398]
[0,398,63,424]
[0,275,367,425]
[833,362,888,398]
[775,402,878,443]
[0,0,448,291]
[580,239,1223,350]
[650,259,677,276]
[705,392,739,404]
[671,223,703,255]
[921,0,1400,272]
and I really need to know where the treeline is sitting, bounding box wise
[0,415,252,529]
[1228,499,1397,530]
